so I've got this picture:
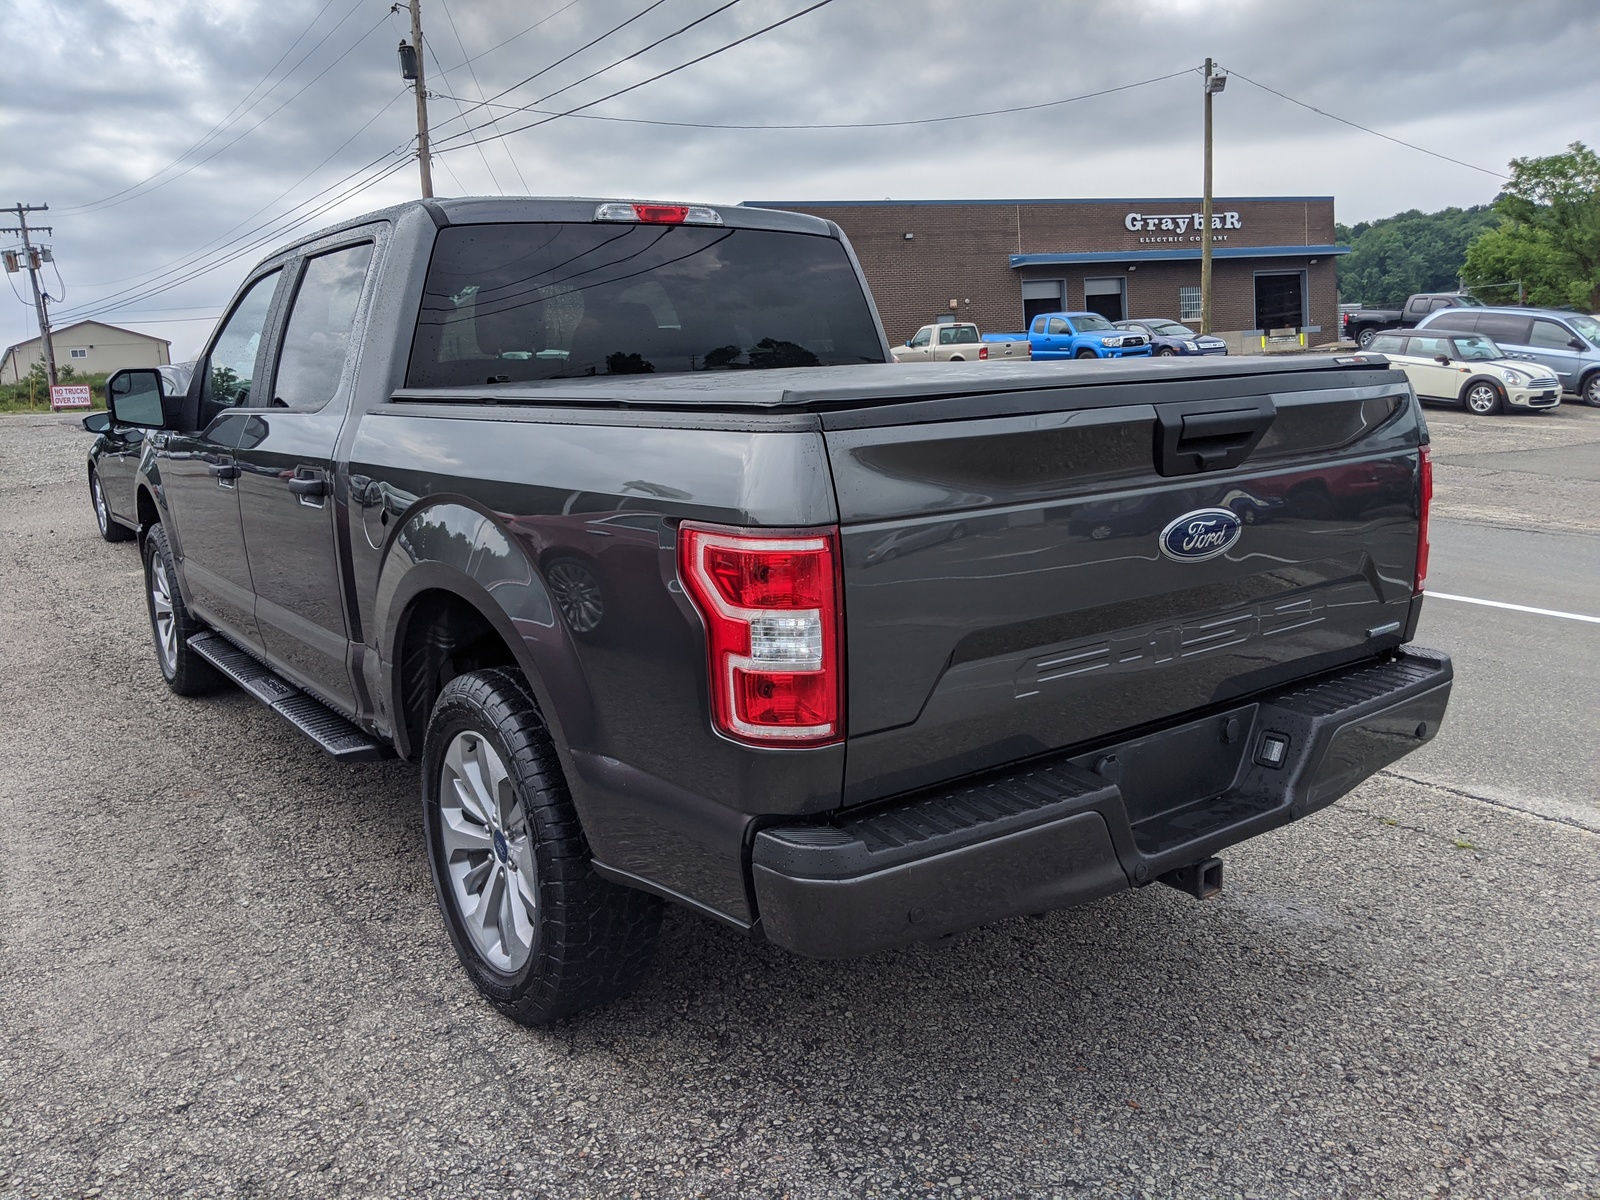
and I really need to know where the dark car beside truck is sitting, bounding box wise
[1341,292,1482,349]
[97,196,1452,1024]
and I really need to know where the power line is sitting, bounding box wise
[62,0,373,214]
[430,0,674,135]
[1222,66,1509,180]
[431,67,1197,133]
[431,0,839,158]
[434,0,588,75]
[524,0,746,113]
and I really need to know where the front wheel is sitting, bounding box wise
[1463,381,1504,416]
[1156,346,1176,357]
[422,669,663,1025]
[90,470,133,543]
[1074,348,1098,359]
[142,523,223,695]
[1582,373,1600,407]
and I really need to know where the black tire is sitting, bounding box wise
[1356,327,1380,350]
[1462,380,1504,416]
[142,523,223,695]
[90,469,134,543]
[422,669,663,1025]
[1157,346,1177,357]
[1581,372,1600,407]
[1074,348,1098,359]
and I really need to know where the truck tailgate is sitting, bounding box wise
[824,370,1422,804]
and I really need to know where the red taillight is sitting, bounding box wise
[1415,444,1433,593]
[635,204,689,224]
[678,523,843,747]
[978,345,989,360]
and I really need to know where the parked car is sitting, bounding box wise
[1114,318,1228,357]
[100,196,1450,1024]
[989,311,1153,359]
[1342,292,1482,349]
[82,361,194,542]
[1415,306,1600,406]
[1366,330,1560,415]
[893,321,1028,363]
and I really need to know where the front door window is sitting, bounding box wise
[203,271,282,413]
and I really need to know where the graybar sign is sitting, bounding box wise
[1124,211,1242,233]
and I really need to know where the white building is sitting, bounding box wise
[0,320,171,383]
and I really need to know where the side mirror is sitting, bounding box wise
[81,411,111,434]
[905,339,912,347]
[1435,355,1451,366]
[1570,337,1587,351]
[106,368,168,429]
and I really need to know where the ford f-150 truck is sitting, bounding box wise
[892,321,1030,363]
[987,311,1154,360]
[1342,292,1482,349]
[100,196,1452,1025]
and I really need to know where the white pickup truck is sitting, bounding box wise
[892,321,1030,363]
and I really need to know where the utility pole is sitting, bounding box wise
[2,203,56,387]
[1200,60,1226,336]
[402,0,434,198]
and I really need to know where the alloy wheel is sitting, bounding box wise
[92,474,109,536]
[1465,383,1500,415]
[438,730,539,973]
[149,554,178,674]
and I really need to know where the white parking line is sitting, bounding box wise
[1426,592,1600,624]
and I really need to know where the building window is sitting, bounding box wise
[1179,287,1201,323]
[69,348,88,359]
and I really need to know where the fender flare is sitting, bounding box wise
[1457,373,1506,404]
[370,498,597,763]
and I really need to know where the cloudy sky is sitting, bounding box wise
[4,0,1597,361]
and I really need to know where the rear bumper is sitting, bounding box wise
[752,646,1452,958]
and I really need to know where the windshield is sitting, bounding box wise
[1073,314,1115,332]
[1566,314,1600,343]
[1454,295,1484,306]
[408,222,885,386]
[1451,334,1503,361]
[1146,320,1195,337]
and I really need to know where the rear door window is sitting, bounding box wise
[408,222,884,386]
[1423,311,1479,335]
[270,242,374,411]
[1475,313,1532,344]
[1368,333,1407,354]
[1528,319,1575,350]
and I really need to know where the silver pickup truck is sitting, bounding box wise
[893,321,1030,363]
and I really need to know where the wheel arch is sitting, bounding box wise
[373,499,596,765]
[1458,373,1505,406]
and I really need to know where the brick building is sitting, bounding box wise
[745,197,1347,348]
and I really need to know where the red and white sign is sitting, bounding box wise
[50,385,91,410]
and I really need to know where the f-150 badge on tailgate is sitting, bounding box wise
[1159,508,1242,562]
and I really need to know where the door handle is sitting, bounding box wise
[288,477,326,498]
[209,461,239,481]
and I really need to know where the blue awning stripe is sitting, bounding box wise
[1009,244,1351,267]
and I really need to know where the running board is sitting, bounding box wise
[188,631,394,763]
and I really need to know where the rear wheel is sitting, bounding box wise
[1463,380,1504,416]
[142,523,223,695]
[1356,327,1381,350]
[422,669,663,1025]
[1075,348,1098,359]
[90,470,133,543]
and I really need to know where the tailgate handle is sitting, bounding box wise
[1154,397,1276,477]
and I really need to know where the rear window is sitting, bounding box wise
[407,222,885,386]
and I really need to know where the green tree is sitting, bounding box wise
[1335,206,1499,307]
[1463,142,1600,309]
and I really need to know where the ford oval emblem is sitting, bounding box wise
[1159,508,1242,562]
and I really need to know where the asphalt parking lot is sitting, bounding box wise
[1,400,1596,1200]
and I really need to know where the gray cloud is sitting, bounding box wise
[4,0,1596,360]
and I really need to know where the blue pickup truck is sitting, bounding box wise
[986,311,1154,360]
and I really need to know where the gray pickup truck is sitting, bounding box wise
[99,197,1452,1024]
